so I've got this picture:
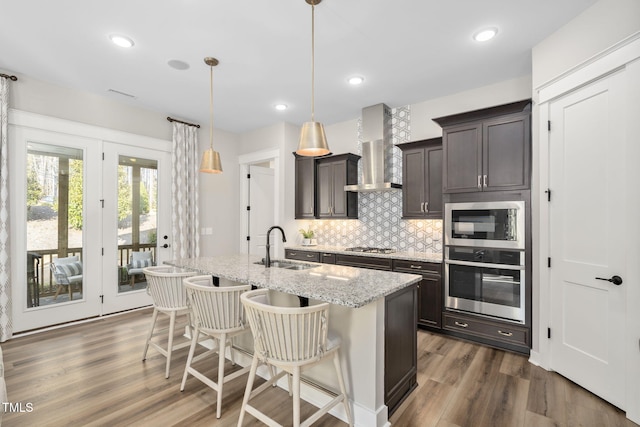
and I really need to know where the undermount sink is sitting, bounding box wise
[255,260,317,270]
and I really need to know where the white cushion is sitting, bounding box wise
[56,255,79,265]
[131,252,152,262]
[56,261,83,276]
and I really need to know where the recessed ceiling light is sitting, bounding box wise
[348,76,364,85]
[109,34,135,48]
[275,104,288,111]
[473,28,498,42]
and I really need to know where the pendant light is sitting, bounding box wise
[296,0,331,157]
[200,57,223,174]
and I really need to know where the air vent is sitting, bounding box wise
[107,89,137,99]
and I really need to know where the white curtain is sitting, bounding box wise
[171,122,200,259]
[0,77,12,342]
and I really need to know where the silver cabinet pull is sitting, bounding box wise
[323,253,331,257]
[410,265,422,269]
[306,254,314,258]
[497,330,513,337]
[424,202,428,212]
[477,175,482,189]
[483,174,487,188]
[454,321,468,328]
[420,202,425,212]
[289,252,297,256]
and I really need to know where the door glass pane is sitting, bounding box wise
[117,156,157,293]
[26,143,84,307]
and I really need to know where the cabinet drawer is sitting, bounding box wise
[320,253,336,264]
[335,254,392,271]
[285,249,320,262]
[443,312,529,347]
[393,260,441,276]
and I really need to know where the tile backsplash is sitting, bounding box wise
[296,104,443,254]
[298,191,443,253]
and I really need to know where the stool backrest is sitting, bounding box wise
[183,276,251,333]
[143,266,196,309]
[241,289,330,364]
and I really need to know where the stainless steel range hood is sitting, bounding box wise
[344,103,401,192]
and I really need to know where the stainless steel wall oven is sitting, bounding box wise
[444,200,527,323]
[444,247,525,323]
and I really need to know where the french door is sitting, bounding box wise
[11,118,172,332]
[101,142,171,314]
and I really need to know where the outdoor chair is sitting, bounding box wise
[50,255,83,301]
[127,251,154,288]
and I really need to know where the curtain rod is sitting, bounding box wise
[0,73,18,81]
[167,116,200,128]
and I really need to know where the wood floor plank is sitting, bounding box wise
[2,315,638,427]
[440,346,504,427]
[526,364,567,424]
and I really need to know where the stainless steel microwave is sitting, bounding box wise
[444,201,525,250]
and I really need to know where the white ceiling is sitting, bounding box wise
[0,0,597,134]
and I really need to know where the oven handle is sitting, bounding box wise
[444,259,525,271]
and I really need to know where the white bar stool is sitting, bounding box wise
[181,276,252,419]
[141,265,197,379]
[238,289,353,427]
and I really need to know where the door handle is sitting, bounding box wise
[454,321,468,328]
[420,202,424,212]
[477,175,482,189]
[595,275,623,285]
[483,175,487,188]
[424,202,428,213]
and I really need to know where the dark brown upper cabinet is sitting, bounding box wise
[398,138,443,219]
[316,153,360,219]
[433,100,531,194]
[294,154,316,219]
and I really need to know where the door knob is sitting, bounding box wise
[595,275,623,285]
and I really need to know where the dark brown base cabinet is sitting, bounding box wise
[284,249,320,262]
[398,138,443,219]
[384,284,418,416]
[442,311,530,355]
[392,259,442,330]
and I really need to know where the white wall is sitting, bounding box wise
[198,127,241,256]
[4,72,171,141]
[532,0,640,88]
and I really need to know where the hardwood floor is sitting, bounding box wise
[1,309,636,427]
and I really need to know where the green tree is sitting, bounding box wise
[68,159,84,229]
[26,159,43,210]
[118,166,132,224]
[139,180,150,215]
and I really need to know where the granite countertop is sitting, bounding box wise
[285,245,443,263]
[166,254,422,309]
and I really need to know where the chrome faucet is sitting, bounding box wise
[265,226,287,268]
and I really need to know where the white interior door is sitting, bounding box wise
[101,142,171,314]
[248,165,275,256]
[548,70,627,408]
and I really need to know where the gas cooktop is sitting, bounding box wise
[345,247,396,254]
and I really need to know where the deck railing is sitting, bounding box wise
[28,244,156,296]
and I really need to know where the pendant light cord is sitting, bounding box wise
[311,2,315,122]
[209,64,214,150]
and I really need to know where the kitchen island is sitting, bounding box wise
[167,254,422,427]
